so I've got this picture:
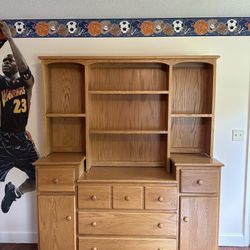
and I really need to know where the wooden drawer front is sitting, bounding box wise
[78,186,111,209]
[181,169,219,194]
[113,186,143,209]
[79,237,176,250]
[145,186,177,210]
[37,168,75,192]
[78,212,176,237]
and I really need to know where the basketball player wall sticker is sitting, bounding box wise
[0,21,38,213]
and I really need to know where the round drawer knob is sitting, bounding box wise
[158,196,164,202]
[91,195,97,201]
[53,178,59,184]
[66,216,72,221]
[124,196,130,201]
[197,179,203,185]
[183,216,189,222]
[91,222,97,227]
[91,248,97,250]
[157,223,163,228]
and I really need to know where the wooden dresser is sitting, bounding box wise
[35,56,223,250]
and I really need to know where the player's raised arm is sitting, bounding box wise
[0,21,34,90]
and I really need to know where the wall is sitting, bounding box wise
[0,37,249,245]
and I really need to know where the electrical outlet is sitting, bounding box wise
[232,130,244,141]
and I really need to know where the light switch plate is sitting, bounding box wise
[232,130,244,141]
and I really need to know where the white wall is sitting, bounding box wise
[0,37,249,245]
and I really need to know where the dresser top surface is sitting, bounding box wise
[78,167,177,184]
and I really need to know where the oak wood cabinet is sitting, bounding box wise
[36,56,223,250]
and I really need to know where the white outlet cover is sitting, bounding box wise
[232,130,244,141]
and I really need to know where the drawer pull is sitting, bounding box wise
[157,223,163,228]
[91,222,97,227]
[91,195,97,201]
[91,248,97,250]
[158,196,164,202]
[183,216,189,222]
[53,178,59,184]
[66,216,72,221]
[197,179,203,185]
[124,196,130,201]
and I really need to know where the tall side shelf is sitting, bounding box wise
[36,56,223,250]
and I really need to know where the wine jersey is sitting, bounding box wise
[0,76,30,133]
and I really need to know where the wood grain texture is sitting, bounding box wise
[180,169,219,194]
[145,186,177,210]
[48,63,85,113]
[38,195,76,250]
[113,186,144,209]
[90,94,168,130]
[172,63,213,114]
[79,237,176,250]
[0,244,247,250]
[37,167,75,192]
[90,134,167,163]
[50,117,85,152]
[78,211,177,237]
[180,197,218,250]
[89,63,168,91]
[170,117,211,154]
[78,185,111,209]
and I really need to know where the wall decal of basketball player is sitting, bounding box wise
[0,21,38,213]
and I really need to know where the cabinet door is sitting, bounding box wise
[38,195,76,250]
[180,197,218,250]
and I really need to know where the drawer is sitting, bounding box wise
[79,237,176,250]
[78,186,111,209]
[180,169,219,193]
[113,186,143,209]
[78,211,177,237]
[145,186,177,210]
[37,167,75,192]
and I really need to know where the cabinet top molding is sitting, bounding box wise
[2,17,250,38]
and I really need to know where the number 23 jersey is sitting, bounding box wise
[0,76,29,133]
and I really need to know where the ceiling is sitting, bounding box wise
[0,0,249,19]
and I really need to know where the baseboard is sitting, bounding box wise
[219,234,248,246]
[0,232,37,243]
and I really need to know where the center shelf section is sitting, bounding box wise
[89,90,169,95]
[78,167,177,184]
[89,129,168,134]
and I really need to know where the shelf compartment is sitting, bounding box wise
[89,63,169,91]
[90,95,168,130]
[46,63,85,114]
[47,117,86,153]
[172,63,213,114]
[46,113,86,118]
[171,114,212,118]
[89,90,169,95]
[170,117,212,155]
[90,134,167,165]
[89,130,168,134]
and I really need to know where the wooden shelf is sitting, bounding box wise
[46,113,86,118]
[171,114,212,118]
[91,161,165,167]
[89,90,169,95]
[89,129,168,135]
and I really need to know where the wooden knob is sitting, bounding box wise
[91,248,97,250]
[158,196,164,202]
[124,196,130,201]
[53,178,59,184]
[197,179,203,185]
[91,222,97,227]
[91,195,97,201]
[66,216,72,221]
[183,216,189,222]
[157,223,163,228]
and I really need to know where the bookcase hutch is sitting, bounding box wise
[35,56,223,250]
